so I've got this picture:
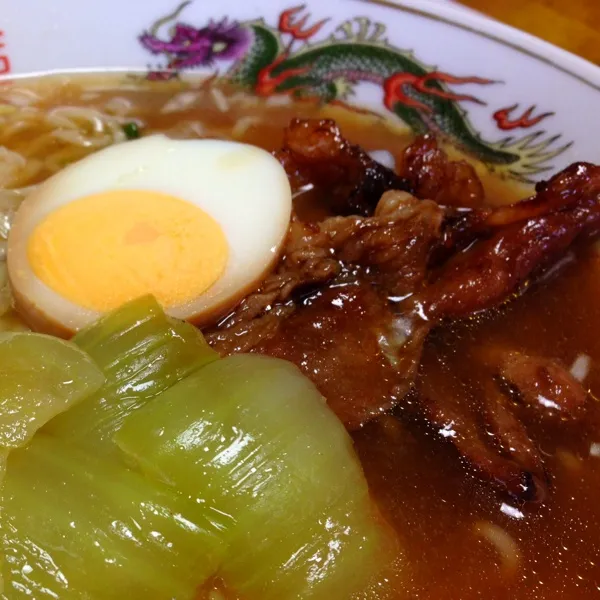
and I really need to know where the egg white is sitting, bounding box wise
[8,135,292,335]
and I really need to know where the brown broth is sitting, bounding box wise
[3,76,598,599]
[355,250,600,599]
[18,74,527,203]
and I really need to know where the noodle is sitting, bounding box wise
[210,88,230,112]
[1,87,41,107]
[0,79,140,332]
[0,147,26,188]
[0,88,128,190]
[368,149,395,169]
[0,75,281,194]
[103,96,134,116]
[0,75,285,334]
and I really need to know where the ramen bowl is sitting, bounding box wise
[2,2,600,600]
[3,0,600,181]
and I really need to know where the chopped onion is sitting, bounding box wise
[265,94,292,107]
[570,353,591,382]
[210,88,230,112]
[166,120,207,140]
[368,149,395,169]
[161,90,202,114]
[232,115,261,138]
[589,442,600,457]
[104,96,133,117]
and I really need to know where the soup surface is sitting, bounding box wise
[0,75,599,599]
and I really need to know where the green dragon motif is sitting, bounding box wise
[140,2,571,181]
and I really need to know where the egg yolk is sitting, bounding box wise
[27,190,229,312]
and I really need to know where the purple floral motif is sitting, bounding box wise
[140,15,251,70]
[139,1,569,180]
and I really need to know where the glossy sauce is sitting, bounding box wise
[356,249,600,599]
[4,76,599,599]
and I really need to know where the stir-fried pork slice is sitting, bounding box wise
[206,218,340,354]
[208,191,443,355]
[397,134,485,208]
[320,191,443,297]
[416,373,548,503]
[256,281,418,431]
[432,162,600,263]
[480,381,547,478]
[416,345,587,503]
[493,350,588,419]
[484,162,600,227]
[206,191,443,427]
[413,196,600,322]
[274,118,410,216]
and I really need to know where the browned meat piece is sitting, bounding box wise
[484,162,600,227]
[494,351,588,419]
[479,381,548,502]
[396,162,600,502]
[274,118,410,216]
[417,374,548,502]
[208,191,443,358]
[320,190,444,296]
[412,351,592,504]
[415,202,600,322]
[256,282,420,430]
[207,191,442,428]
[397,134,485,208]
[432,163,600,264]
[206,218,340,354]
[211,124,600,505]
[431,207,492,265]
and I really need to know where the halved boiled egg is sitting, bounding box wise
[7,135,292,336]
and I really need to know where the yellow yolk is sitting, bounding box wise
[27,190,229,312]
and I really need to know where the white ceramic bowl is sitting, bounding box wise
[2,0,599,182]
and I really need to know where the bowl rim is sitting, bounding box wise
[367,0,600,91]
[4,0,599,93]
